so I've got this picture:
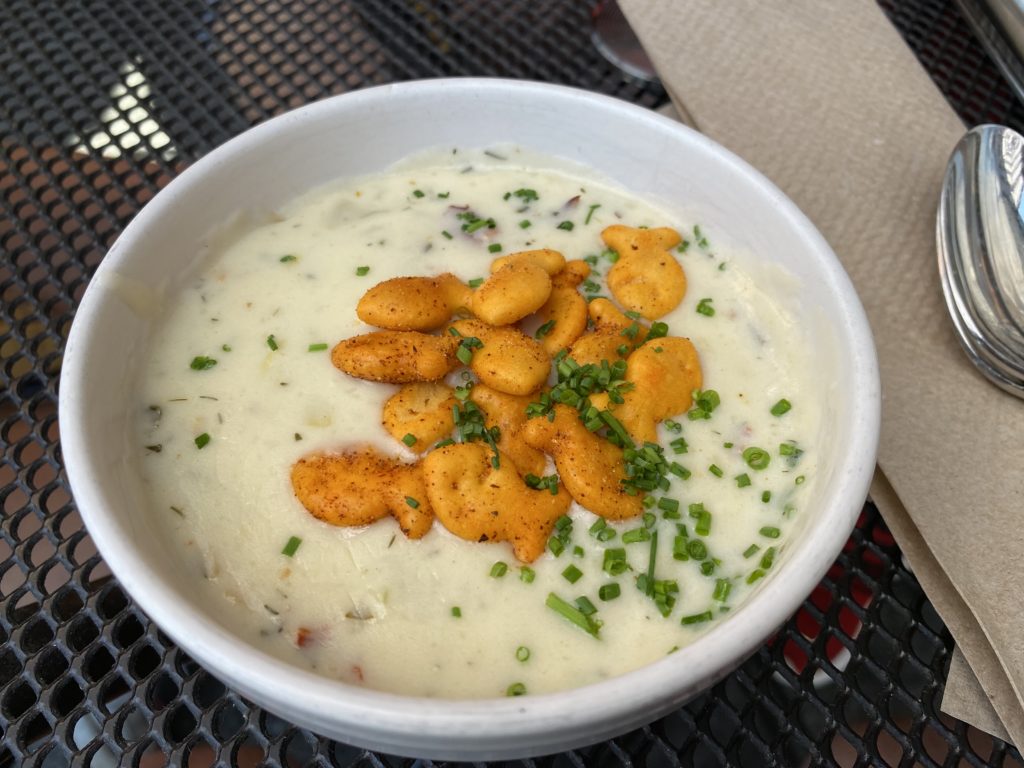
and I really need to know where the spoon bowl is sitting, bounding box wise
[937,123,1024,397]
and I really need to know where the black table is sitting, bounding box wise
[3,1,1023,765]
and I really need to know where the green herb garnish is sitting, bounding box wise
[742,446,771,470]
[545,592,601,637]
[281,536,302,557]
[190,355,217,371]
[696,298,715,317]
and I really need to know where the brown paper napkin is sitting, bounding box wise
[621,0,1024,746]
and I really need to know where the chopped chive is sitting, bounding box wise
[770,398,792,416]
[796,475,806,485]
[535,319,555,338]
[266,335,279,351]
[307,343,328,352]
[451,606,462,617]
[519,219,532,229]
[438,191,450,199]
[760,547,777,569]
[279,254,298,263]
[490,561,508,578]
[669,462,691,480]
[708,464,723,478]
[221,344,231,352]
[743,544,761,558]
[405,496,420,509]
[519,566,536,584]
[548,536,565,557]
[515,646,531,662]
[194,433,211,449]
[622,528,651,544]
[761,490,772,503]
[575,596,597,616]
[401,433,417,447]
[412,189,425,198]
[557,220,575,231]
[355,266,370,276]
[687,539,707,560]
[488,243,503,253]
[294,433,302,441]
[759,526,781,539]
[669,437,688,454]
[657,498,679,514]
[585,203,601,224]
[513,188,539,202]
[681,610,713,625]
[735,473,752,488]
[545,592,600,637]
[599,583,621,601]
[562,564,583,584]
[506,682,527,696]
[145,444,162,453]
[712,579,732,602]
[441,230,453,240]
[602,548,629,576]
[189,355,217,370]
[747,570,766,585]
[468,277,484,288]
[456,345,473,365]
[696,298,715,317]
[281,536,302,557]
[742,446,771,470]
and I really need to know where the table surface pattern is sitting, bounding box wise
[2,1,1024,765]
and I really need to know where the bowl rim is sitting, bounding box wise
[59,77,880,758]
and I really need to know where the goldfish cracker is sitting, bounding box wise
[332,331,459,383]
[489,248,566,275]
[591,337,703,443]
[522,404,643,521]
[291,448,433,538]
[471,260,552,325]
[422,443,570,563]
[603,225,686,320]
[382,383,457,451]
[356,273,471,331]
[468,384,547,477]
[450,319,549,396]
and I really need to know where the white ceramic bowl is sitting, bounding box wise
[60,79,879,760]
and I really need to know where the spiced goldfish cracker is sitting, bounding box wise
[331,330,460,383]
[382,382,457,451]
[422,443,570,563]
[291,448,433,538]
[356,273,471,331]
[603,225,687,320]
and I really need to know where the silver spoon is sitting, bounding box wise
[937,123,1024,398]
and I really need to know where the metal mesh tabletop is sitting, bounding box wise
[3,0,1024,765]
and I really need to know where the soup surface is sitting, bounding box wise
[135,148,819,698]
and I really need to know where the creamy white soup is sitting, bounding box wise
[134,147,819,698]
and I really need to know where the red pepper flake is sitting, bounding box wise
[351,665,364,683]
[296,627,314,648]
